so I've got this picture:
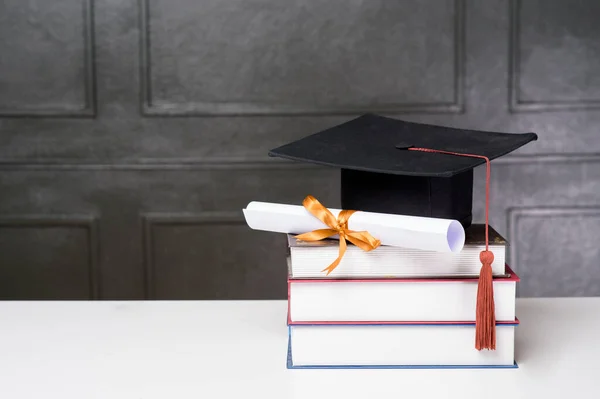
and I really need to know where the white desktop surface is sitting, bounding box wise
[0,298,599,398]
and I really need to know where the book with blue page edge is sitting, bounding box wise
[286,321,520,369]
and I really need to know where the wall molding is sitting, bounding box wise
[141,211,244,299]
[0,0,96,118]
[139,0,465,116]
[2,152,600,171]
[0,157,321,171]
[508,0,600,113]
[0,214,101,298]
[493,153,600,165]
[507,206,600,279]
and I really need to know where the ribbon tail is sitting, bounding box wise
[295,229,338,241]
[346,231,381,252]
[321,236,347,275]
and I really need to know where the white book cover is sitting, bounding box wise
[288,266,519,323]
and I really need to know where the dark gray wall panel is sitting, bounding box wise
[0,216,99,299]
[0,166,338,299]
[0,0,95,116]
[467,159,600,297]
[1,0,600,299]
[142,0,464,115]
[143,213,287,299]
[2,0,598,160]
[510,0,600,111]
[508,208,600,297]
[472,159,600,239]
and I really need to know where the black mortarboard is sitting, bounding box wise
[268,114,537,227]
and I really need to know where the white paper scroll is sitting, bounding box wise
[243,201,465,253]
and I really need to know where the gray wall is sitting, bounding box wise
[1,0,599,299]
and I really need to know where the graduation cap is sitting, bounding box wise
[268,114,538,351]
[268,114,537,227]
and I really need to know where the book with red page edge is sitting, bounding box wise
[287,263,519,283]
[287,316,520,326]
[287,264,519,325]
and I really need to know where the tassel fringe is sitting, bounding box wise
[475,250,496,350]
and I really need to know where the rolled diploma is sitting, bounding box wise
[243,201,465,253]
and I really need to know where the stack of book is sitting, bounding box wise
[241,113,536,369]
[286,224,519,369]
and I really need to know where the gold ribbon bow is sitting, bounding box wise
[295,195,381,275]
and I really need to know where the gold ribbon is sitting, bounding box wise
[295,195,381,275]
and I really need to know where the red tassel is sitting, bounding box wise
[409,147,496,350]
[476,250,496,350]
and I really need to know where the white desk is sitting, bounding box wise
[1,298,599,398]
